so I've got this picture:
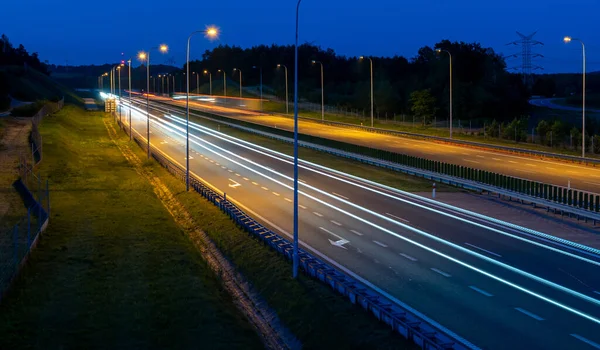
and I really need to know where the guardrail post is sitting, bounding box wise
[584,193,589,210]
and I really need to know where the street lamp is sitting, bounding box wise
[436,48,453,138]
[359,56,374,127]
[138,43,168,159]
[564,36,586,158]
[277,64,289,114]
[233,68,243,98]
[218,69,227,100]
[311,60,324,121]
[127,59,132,141]
[117,65,122,123]
[204,70,212,95]
[186,27,219,191]
[293,0,303,279]
[253,66,263,111]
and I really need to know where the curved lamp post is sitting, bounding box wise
[293,0,303,279]
[138,44,168,159]
[311,60,324,120]
[186,27,219,191]
[359,56,374,127]
[233,68,243,98]
[435,48,453,138]
[564,36,586,158]
[277,64,289,114]
[203,70,212,95]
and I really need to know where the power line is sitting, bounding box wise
[506,31,544,87]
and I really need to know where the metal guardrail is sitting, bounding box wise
[119,112,475,350]
[159,103,600,227]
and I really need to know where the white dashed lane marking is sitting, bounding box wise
[465,242,502,258]
[430,268,451,277]
[272,192,280,196]
[284,198,292,202]
[571,334,600,349]
[299,204,307,209]
[252,182,258,185]
[515,308,544,321]
[261,187,269,191]
[330,220,342,226]
[400,253,417,261]
[469,286,493,297]
[373,240,388,248]
[313,212,323,217]
[350,230,363,236]
[332,192,349,200]
[386,213,410,223]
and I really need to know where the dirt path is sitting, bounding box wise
[0,117,31,228]
[102,117,300,350]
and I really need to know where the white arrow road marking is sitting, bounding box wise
[228,179,241,188]
[320,227,350,249]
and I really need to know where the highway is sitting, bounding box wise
[156,95,600,194]
[120,98,600,349]
[530,98,600,113]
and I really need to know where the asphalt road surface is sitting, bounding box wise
[119,99,600,349]
[152,96,600,195]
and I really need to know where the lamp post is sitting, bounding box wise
[311,60,324,120]
[293,0,302,279]
[195,72,200,93]
[359,56,374,127]
[204,70,212,95]
[277,64,289,114]
[564,36,586,158]
[233,68,243,98]
[436,48,453,138]
[186,27,219,192]
[218,69,227,100]
[128,59,132,141]
[138,44,168,159]
[253,66,263,111]
[118,65,122,123]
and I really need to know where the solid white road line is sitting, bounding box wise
[386,213,410,223]
[332,192,349,200]
[373,240,388,248]
[330,220,342,226]
[350,229,363,236]
[400,253,418,261]
[571,334,600,349]
[469,285,494,297]
[430,268,451,277]
[465,242,502,258]
[515,307,544,321]
[313,212,323,217]
[584,181,600,186]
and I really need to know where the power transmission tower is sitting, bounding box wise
[506,31,543,88]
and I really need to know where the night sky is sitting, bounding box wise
[3,0,598,73]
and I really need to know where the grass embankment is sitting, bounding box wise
[138,135,415,348]
[0,106,262,349]
[0,66,84,107]
[258,100,600,159]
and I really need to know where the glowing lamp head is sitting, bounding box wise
[563,36,572,43]
[138,51,147,60]
[203,70,208,74]
[205,26,219,39]
[218,69,222,72]
[159,44,168,53]
[277,64,281,68]
[435,48,442,53]
[311,60,316,64]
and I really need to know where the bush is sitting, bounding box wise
[10,100,46,117]
[0,95,10,111]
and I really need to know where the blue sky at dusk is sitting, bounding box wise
[3,0,598,73]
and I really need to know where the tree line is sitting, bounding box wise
[0,34,49,74]
[185,41,530,124]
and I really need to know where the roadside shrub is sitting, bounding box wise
[0,95,10,111]
[10,100,46,117]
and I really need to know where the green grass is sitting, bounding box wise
[0,105,262,349]
[147,137,417,349]
[258,100,600,159]
[0,66,84,107]
[194,115,454,192]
